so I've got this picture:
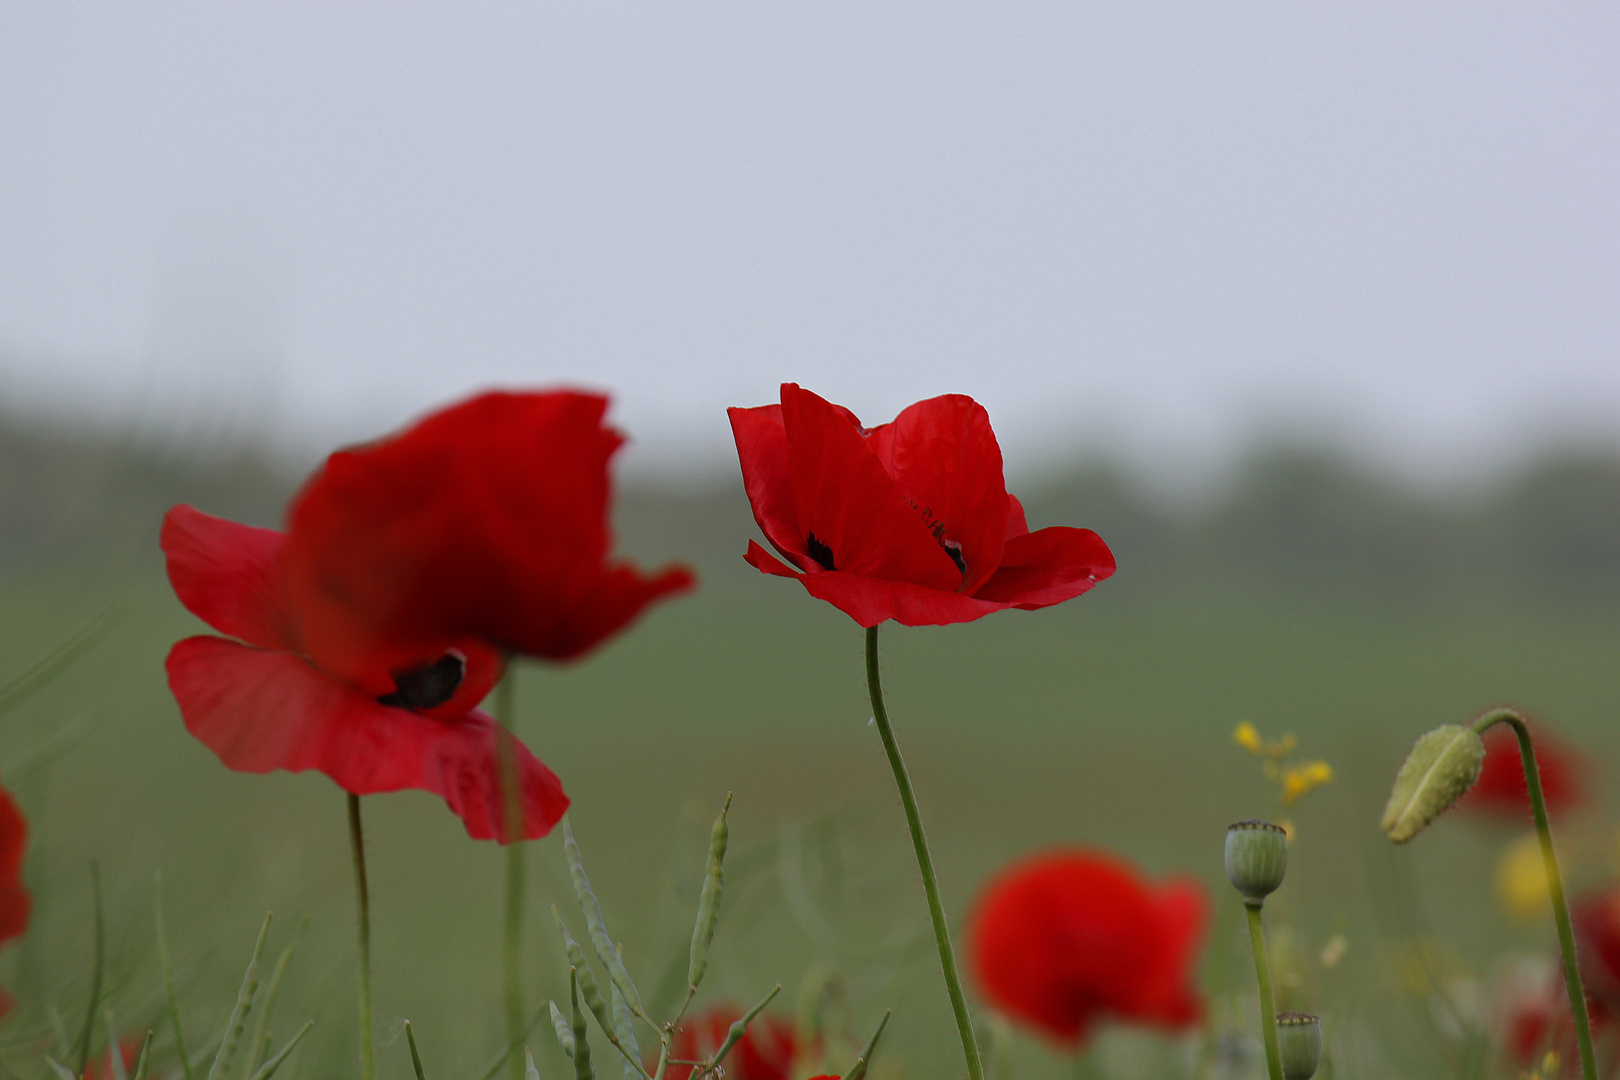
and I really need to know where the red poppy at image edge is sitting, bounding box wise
[1462,723,1585,822]
[160,391,694,842]
[660,1007,802,1080]
[728,384,1115,627]
[0,785,30,1016]
[967,849,1207,1047]
[1504,890,1620,1062]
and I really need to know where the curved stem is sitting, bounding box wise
[1472,708,1597,1080]
[347,793,375,1080]
[864,625,984,1080]
[1245,902,1283,1080]
[496,673,526,1080]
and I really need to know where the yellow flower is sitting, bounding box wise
[1281,761,1335,805]
[1496,833,1550,920]
[1234,721,1263,755]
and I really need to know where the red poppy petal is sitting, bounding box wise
[779,384,960,590]
[799,569,1009,627]
[1129,878,1207,1026]
[503,563,696,662]
[743,540,805,579]
[728,404,812,569]
[1005,494,1030,539]
[973,527,1115,607]
[0,788,29,945]
[161,505,296,650]
[864,394,1009,593]
[286,390,686,673]
[166,636,568,840]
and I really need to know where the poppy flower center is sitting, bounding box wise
[806,531,837,571]
[377,652,466,711]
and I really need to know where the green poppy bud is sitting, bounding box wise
[1225,820,1288,902]
[1276,1012,1322,1079]
[1380,724,1486,843]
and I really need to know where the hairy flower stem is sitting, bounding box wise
[1472,708,1598,1080]
[864,625,984,1080]
[1244,902,1283,1080]
[347,793,375,1080]
[496,673,526,1080]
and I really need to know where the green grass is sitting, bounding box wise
[2,550,1618,1080]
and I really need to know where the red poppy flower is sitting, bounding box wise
[163,391,693,841]
[1501,894,1620,1064]
[664,1006,799,1080]
[967,849,1207,1047]
[1464,723,1585,823]
[0,785,30,1016]
[727,384,1114,627]
[82,1036,143,1080]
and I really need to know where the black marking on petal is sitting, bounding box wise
[941,539,966,576]
[378,652,466,711]
[806,532,837,571]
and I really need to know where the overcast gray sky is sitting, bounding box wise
[1,4,1615,487]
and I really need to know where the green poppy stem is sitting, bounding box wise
[496,673,526,1080]
[347,793,375,1080]
[1244,902,1283,1080]
[1472,708,1597,1080]
[864,625,984,1080]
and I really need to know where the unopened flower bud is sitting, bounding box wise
[1276,1012,1321,1079]
[1225,820,1288,902]
[1380,724,1485,843]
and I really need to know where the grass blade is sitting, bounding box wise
[243,918,306,1079]
[206,913,272,1080]
[131,1031,154,1080]
[0,604,117,720]
[561,821,643,1017]
[74,863,106,1076]
[405,1022,427,1080]
[841,1011,891,1080]
[106,1009,129,1080]
[246,1020,312,1080]
[686,796,731,997]
[156,874,196,1080]
[476,1003,550,1080]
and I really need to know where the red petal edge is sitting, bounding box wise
[162,506,296,651]
[167,637,568,841]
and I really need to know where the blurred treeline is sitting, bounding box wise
[3,409,1619,612]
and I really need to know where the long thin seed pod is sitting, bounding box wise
[1245,903,1283,1080]
[156,875,196,1080]
[246,1020,314,1080]
[244,919,306,1079]
[206,913,272,1080]
[1474,709,1598,1080]
[75,863,106,1077]
[561,822,645,1020]
[347,794,375,1080]
[864,626,983,1080]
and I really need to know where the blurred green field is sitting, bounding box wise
[1,419,1618,1080]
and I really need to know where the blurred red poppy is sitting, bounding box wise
[0,785,29,1016]
[163,391,693,841]
[968,849,1206,1047]
[728,384,1114,627]
[1501,892,1620,1064]
[82,1036,143,1080]
[664,1006,799,1080]
[1464,723,1585,823]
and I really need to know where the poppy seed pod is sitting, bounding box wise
[1380,724,1486,843]
[1225,821,1288,903]
[1276,1012,1322,1079]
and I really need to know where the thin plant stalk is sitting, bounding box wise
[347,793,375,1080]
[1244,903,1283,1080]
[863,625,983,1080]
[496,672,526,1080]
[1473,708,1597,1080]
